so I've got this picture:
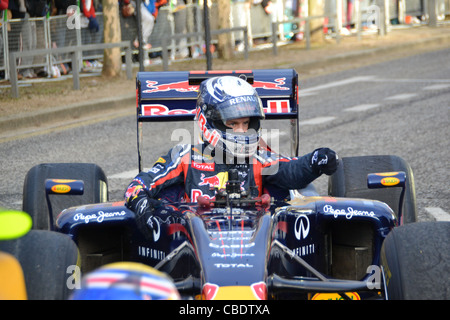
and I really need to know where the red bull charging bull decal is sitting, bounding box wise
[198,172,228,189]
[190,172,229,202]
[253,78,289,91]
[142,80,199,93]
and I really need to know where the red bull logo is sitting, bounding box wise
[142,101,291,117]
[198,174,221,188]
[252,78,289,90]
[198,172,228,189]
[125,185,144,202]
[142,78,288,94]
[143,80,199,93]
[196,108,221,147]
[141,104,197,116]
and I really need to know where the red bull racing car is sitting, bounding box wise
[7,69,449,300]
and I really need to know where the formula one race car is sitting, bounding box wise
[7,69,449,300]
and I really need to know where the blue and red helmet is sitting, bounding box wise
[71,262,180,300]
[195,76,265,158]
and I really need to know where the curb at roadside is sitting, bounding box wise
[0,93,135,137]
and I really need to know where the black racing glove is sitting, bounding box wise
[131,196,163,241]
[310,147,339,175]
[125,185,162,241]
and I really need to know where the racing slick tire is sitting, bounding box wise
[380,222,450,300]
[328,155,417,224]
[0,229,80,300]
[23,163,108,230]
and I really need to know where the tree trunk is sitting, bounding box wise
[102,0,122,77]
[308,0,324,43]
[217,0,233,60]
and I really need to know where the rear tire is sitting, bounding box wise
[22,163,108,230]
[381,222,450,300]
[0,230,80,300]
[328,155,417,223]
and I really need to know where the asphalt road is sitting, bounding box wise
[1,47,449,222]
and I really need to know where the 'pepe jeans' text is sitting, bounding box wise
[323,205,375,219]
[73,210,126,224]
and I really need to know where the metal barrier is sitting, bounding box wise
[2,0,449,92]
[0,12,7,80]
[1,12,108,82]
[160,26,249,71]
[9,41,132,98]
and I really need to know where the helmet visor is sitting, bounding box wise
[211,96,265,121]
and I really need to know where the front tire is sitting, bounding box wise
[0,230,80,300]
[381,222,450,300]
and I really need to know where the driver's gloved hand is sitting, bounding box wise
[132,196,162,217]
[125,185,162,240]
[310,147,339,175]
[131,196,162,241]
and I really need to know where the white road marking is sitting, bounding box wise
[425,207,450,222]
[370,78,450,84]
[384,93,417,101]
[299,116,335,125]
[301,76,376,94]
[344,104,381,112]
[300,76,450,94]
[422,84,450,90]
[298,92,318,97]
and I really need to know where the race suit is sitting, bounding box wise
[125,143,320,214]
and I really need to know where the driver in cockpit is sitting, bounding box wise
[125,76,338,227]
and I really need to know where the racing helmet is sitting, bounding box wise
[195,76,265,158]
[70,262,180,300]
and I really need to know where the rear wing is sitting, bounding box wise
[136,69,300,171]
